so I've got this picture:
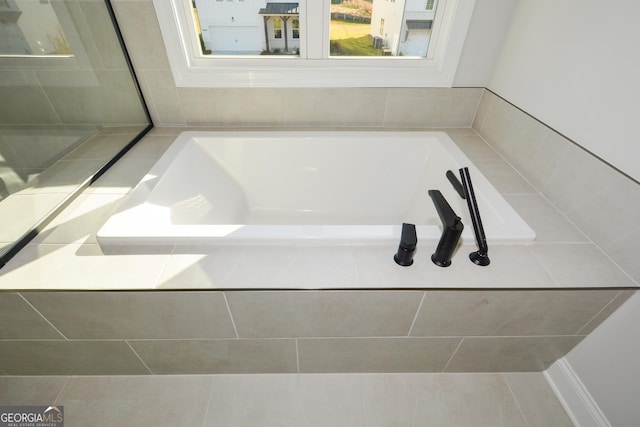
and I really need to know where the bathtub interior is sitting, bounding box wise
[97,132,535,246]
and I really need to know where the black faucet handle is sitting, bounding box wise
[394,223,417,267]
[399,222,417,248]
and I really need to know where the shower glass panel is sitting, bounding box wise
[0,0,151,265]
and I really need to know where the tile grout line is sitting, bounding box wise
[17,293,69,340]
[52,376,72,406]
[200,376,217,427]
[501,373,532,427]
[149,247,175,289]
[524,246,561,288]
[223,292,240,339]
[31,71,64,125]
[589,241,640,287]
[358,374,368,426]
[125,340,154,375]
[0,334,583,342]
[441,337,464,372]
[476,89,493,135]
[474,121,543,195]
[469,88,486,133]
[407,291,426,336]
[575,290,624,335]
[138,69,161,125]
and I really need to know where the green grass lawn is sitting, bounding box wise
[330,20,381,56]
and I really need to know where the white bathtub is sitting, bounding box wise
[97,131,535,247]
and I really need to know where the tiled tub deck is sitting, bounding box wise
[0,126,637,375]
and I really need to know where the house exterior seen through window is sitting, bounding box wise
[192,0,439,57]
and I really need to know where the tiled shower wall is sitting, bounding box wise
[0,0,147,126]
[110,0,482,128]
[473,90,640,284]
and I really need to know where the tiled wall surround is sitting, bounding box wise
[0,289,631,375]
[473,90,640,284]
[110,1,481,128]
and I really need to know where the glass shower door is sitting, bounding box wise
[0,0,151,265]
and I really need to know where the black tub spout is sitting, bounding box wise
[428,190,464,267]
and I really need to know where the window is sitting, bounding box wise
[426,0,435,10]
[153,0,476,87]
[292,18,300,39]
[273,18,282,39]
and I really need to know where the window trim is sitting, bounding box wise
[153,0,476,88]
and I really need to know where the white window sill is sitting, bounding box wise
[152,0,476,88]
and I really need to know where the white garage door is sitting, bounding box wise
[208,26,261,54]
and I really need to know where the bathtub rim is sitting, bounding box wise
[96,130,536,249]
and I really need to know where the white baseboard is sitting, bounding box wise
[544,358,611,427]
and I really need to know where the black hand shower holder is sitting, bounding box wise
[458,167,490,266]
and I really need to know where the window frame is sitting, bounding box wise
[152,0,476,88]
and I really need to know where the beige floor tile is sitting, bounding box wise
[56,376,211,427]
[0,373,576,426]
[413,373,527,426]
[505,372,574,427]
[0,376,68,405]
[361,374,424,426]
[204,374,303,426]
[205,374,366,426]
